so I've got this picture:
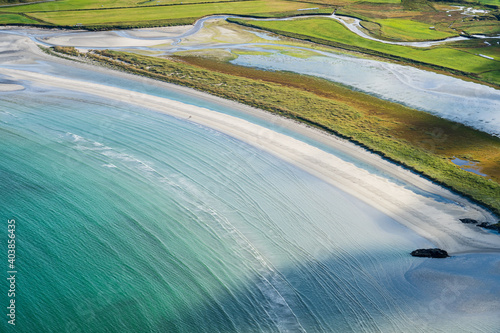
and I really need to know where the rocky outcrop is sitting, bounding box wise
[460,218,478,224]
[459,218,500,233]
[411,248,449,258]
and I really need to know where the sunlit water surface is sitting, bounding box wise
[0,40,499,333]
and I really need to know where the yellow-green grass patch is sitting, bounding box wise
[1,0,245,12]
[291,0,402,5]
[232,49,271,56]
[374,18,456,41]
[275,48,320,58]
[173,49,237,61]
[0,0,40,3]
[359,20,381,34]
[336,4,415,21]
[476,0,500,6]
[138,0,246,6]
[26,1,326,26]
[2,0,149,12]
[291,0,359,4]
[349,0,401,3]
[125,49,166,56]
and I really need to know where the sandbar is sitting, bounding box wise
[0,83,24,91]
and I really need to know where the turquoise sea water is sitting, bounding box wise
[1,69,500,332]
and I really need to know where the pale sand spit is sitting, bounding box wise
[0,83,24,91]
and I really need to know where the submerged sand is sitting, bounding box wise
[0,83,24,91]
[1,33,500,254]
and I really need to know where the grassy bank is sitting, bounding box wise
[50,46,500,216]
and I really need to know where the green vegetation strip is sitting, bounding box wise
[7,1,329,27]
[228,17,500,86]
[0,0,43,4]
[0,12,40,24]
[0,0,248,12]
[50,46,500,216]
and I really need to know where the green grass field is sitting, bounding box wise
[0,0,41,4]
[0,12,38,23]
[1,0,496,39]
[0,0,244,12]
[298,0,402,4]
[1,0,329,27]
[230,17,500,85]
[373,18,455,41]
[477,0,500,6]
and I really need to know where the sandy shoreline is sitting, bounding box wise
[2,34,500,254]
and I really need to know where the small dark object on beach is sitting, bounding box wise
[460,218,478,224]
[411,248,449,258]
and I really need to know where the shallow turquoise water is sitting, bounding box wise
[1,72,499,332]
[12,61,459,205]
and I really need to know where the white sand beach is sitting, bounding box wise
[1,33,499,254]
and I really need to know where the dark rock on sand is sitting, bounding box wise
[460,218,478,224]
[411,248,449,258]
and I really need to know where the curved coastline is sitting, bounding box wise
[2,33,499,254]
[2,4,500,329]
[3,22,500,138]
